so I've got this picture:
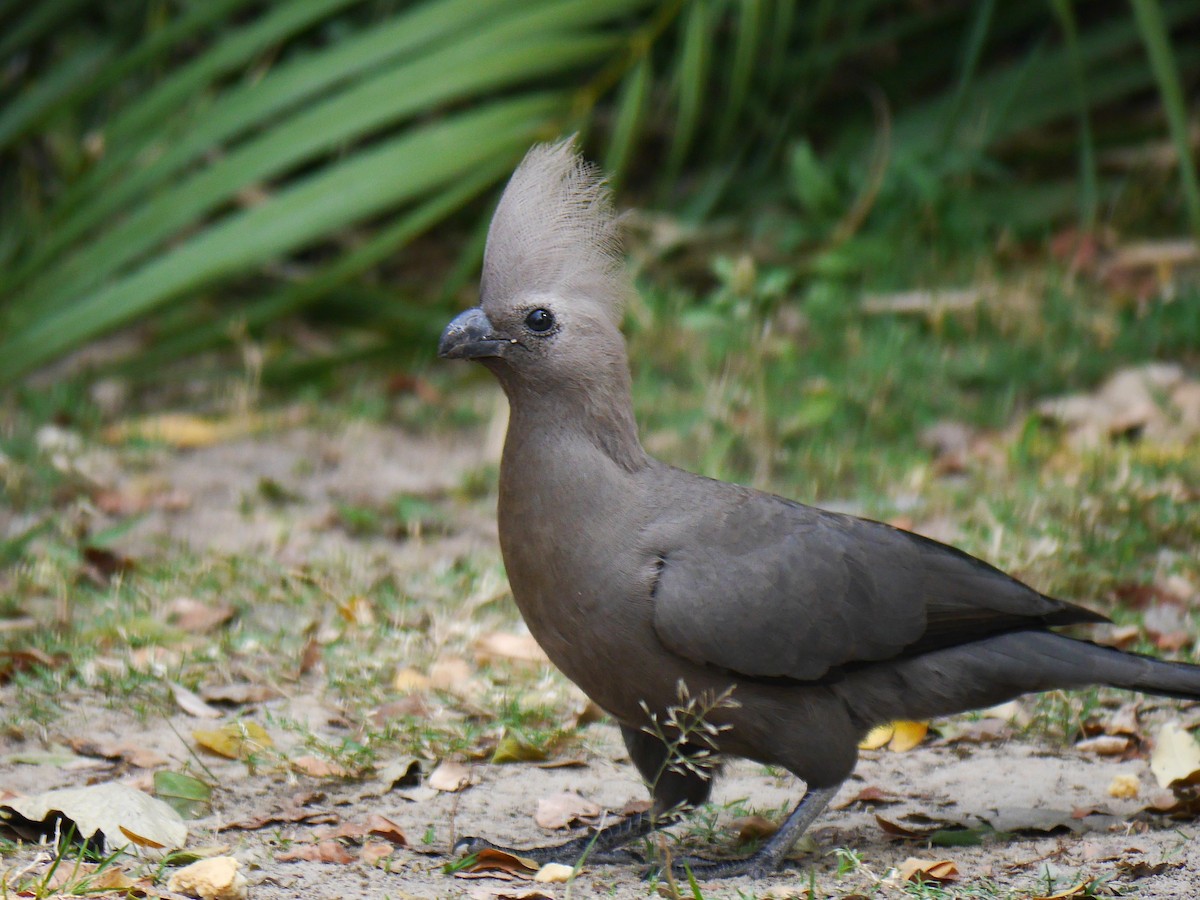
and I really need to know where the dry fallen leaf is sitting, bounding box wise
[895,857,959,884]
[166,856,248,900]
[1105,704,1143,738]
[1107,773,1141,799]
[104,411,276,449]
[315,820,369,841]
[38,860,138,893]
[291,754,352,778]
[859,721,928,752]
[1032,881,1090,899]
[936,718,1013,744]
[1149,721,1200,788]
[164,596,235,633]
[1116,859,1180,879]
[888,721,929,751]
[1075,735,1132,756]
[218,805,337,831]
[200,682,281,705]
[367,813,409,846]
[492,731,549,764]
[371,696,433,725]
[66,737,167,769]
[376,757,422,790]
[875,815,926,838]
[533,862,575,883]
[81,545,136,584]
[278,840,356,864]
[361,840,396,865]
[193,721,273,759]
[732,815,778,842]
[429,656,476,693]
[858,723,894,750]
[620,799,652,816]
[536,757,587,769]
[570,699,606,729]
[337,593,375,627]
[429,760,473,792]
[105,413,221,448]
[455,848,539,879]
[393,666,431,693]
[534,792,601,830]
[468,888,554,900]
[172,682,223,719]
[0,648,66,685]
[473,632,550,668]
[832,786,903,809]
[1,782,187,856]
[119,824,168,848]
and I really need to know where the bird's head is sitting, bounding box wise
[438,139,633,398]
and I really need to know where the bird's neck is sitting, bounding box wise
[491,368,649,475]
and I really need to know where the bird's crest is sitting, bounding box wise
[481,138,629,326]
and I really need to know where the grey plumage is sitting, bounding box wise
[481,140,631,328]
[438,140,1200,878]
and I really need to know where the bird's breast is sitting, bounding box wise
[496,458,667,720]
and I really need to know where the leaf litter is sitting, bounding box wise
[5,419,1200,898]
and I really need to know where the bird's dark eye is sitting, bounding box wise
[524,308,555,333]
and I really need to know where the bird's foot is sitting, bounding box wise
[640,854,775,882]
[452,835,638,867]
[673,856,776,880]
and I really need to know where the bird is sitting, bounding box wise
[437,138,1200,879]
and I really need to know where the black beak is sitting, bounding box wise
[438,307,512,360]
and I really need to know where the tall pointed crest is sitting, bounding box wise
[481,138,629,326]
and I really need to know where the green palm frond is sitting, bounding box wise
[1,0,1196,384]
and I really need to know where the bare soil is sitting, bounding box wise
[3,414,1199,898]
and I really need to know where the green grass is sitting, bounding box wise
[2,267,1198,740]
[1,232,1199,898]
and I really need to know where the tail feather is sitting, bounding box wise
[844,629,1200,725]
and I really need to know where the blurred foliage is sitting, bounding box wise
[0,0,1198,384]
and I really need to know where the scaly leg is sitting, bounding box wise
[671,783,842,879]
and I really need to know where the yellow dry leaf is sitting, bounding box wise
[167,857,248,900]
[454,847,539,878]
[105,413,221,449]
[392,667,430,693]
[88,867,138,891]
[1149,721,1200,788]
[119,825,166,849]
[290,755,351,778]
[1107,773,1140,799]
[104,411,278,449]
[533,862,575,883]
[1033,881,1090,899]
[887,720,929,752]
[429,759,472,792]
[733,814,778,842]
[492,731,549,764]
[859,721,929,751]
[337,594,375,627]
[473,632,549,667]
[859,724,894,750]
[193,722,273,760]
[896,857,958,883]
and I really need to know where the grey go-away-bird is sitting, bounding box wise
[437,139,1200,878]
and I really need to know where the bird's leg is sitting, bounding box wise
[669,783,842,880]
[455,724,718,867]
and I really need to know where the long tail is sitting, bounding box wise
[843,629,1200,724]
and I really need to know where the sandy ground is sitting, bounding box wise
[3,416,1200,898]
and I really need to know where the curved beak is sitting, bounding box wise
[438,307,511,360]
